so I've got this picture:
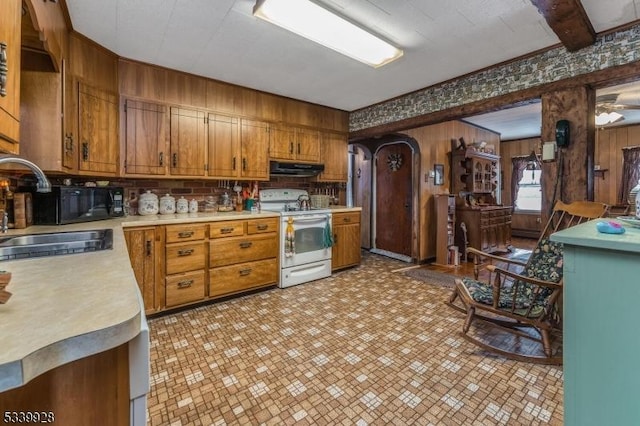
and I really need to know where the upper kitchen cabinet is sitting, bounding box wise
[0,0,22,153]
[207,113,240,179]
[123,99,168,176]
[169,107,206,176]
[240,119,269,180]
[78,82,119,175]
[119,59,167,101]
[317,131,348,182]
[165,72,206,109]
[270,124,320,163]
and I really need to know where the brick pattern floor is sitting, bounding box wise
[147,252,563,425]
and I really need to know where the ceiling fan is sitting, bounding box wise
[596,91,640,126]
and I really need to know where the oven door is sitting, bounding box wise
[281,214,332,268]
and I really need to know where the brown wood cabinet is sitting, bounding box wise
[78,82,119,175]
[270,124,320,163]
[209,217,278,298]
[123,99,168,175]
[435,195,456,265]
[317,131,348,182]
[124,227,158,315]
[450,149,500,205]
[240,118,270,180]
[0,0,21,153]
[164,223,207,308]
[332,211,361,271]
[456,206,512,257]
[169,107,206,176]
[207,113,239,178]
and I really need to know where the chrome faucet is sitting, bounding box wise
[0,155,52,193]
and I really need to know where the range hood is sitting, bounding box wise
[269,161,324,177]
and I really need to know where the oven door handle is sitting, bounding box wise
[287,216,329,223]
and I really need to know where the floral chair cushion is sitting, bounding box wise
[461,238,563,318]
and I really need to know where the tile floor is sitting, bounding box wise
[147,252,563,425]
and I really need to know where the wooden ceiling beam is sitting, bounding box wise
[530,0,596,52]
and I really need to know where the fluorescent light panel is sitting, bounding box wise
[253,0,403,68]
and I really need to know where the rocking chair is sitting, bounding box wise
[447,200,608,364]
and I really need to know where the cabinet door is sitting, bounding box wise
[332,222,361,270]
[78,83,119,174]
[240,119,269,180]
[295,127,320,163]
[207,113,240,178]
[0,0,21,153]
[269,124,296,161]
[170,107,206,176]
[124,99,168,175]
[124,227,157,314]
[317,132,348,182]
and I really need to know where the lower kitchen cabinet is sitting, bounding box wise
[125,216,279,314]
[124,227,159,315]
[332,211,362,271]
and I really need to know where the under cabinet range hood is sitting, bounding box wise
[269,161,325,177]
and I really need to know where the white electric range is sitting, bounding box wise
[259,189,332,288]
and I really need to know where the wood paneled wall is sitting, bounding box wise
[594,124,640,206]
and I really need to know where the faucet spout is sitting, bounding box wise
[0,155,51,193]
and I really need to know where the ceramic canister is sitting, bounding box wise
[189,199,199,213]
[159,194,176,215]
[176,196,189,214]
[138,190,159,215]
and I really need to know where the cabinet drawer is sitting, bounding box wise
[166,224,206,243]
[210,220,245,238]
[247,218,278,235]
[210,234,278,267]
[166,241,206,274]
[166,270,205,307]
[333,211,361,225]
[209,259,277,297]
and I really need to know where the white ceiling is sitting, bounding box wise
[65,0,640,138]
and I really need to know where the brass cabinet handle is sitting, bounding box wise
[177,248,194,256]
[172,153,178,167]
[145,240,152,257]
[177,279,194,289]
[239,268,252,276]
[256,224,268,231]
[178,231,194,238]
[64,133,74,153]
[220,227,234,234]
[159,152,164,166]
[0,42,7,97]
[239,241,252,249]
[82,141,89,161]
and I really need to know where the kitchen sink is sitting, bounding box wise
[0,229,113,260]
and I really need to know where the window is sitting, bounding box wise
[515,169,542,211]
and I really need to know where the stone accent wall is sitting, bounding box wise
[349,24,640,132]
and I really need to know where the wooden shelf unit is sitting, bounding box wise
[435,194,457,266]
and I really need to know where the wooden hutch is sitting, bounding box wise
[449,148,512,258]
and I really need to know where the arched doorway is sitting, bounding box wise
[371,142,414,262]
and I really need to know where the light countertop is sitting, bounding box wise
[550,218,640,253]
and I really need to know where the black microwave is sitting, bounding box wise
[31,186,125,225]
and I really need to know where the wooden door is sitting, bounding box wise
[208,113,239,178]
[124,99,167,175]
[375,143,413,258]
[317,132,348,182]
[240,119,269,180]
[269,124,295,160]
[78,83,118,174]
[295,127,320,163]
[169,107,206,176]
[124,227,157,314]
[0,0,21,153]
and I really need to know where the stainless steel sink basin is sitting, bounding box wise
[0,229,113,260]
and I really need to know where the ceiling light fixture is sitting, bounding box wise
[595,111,624,126]
[253,0,403,68]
